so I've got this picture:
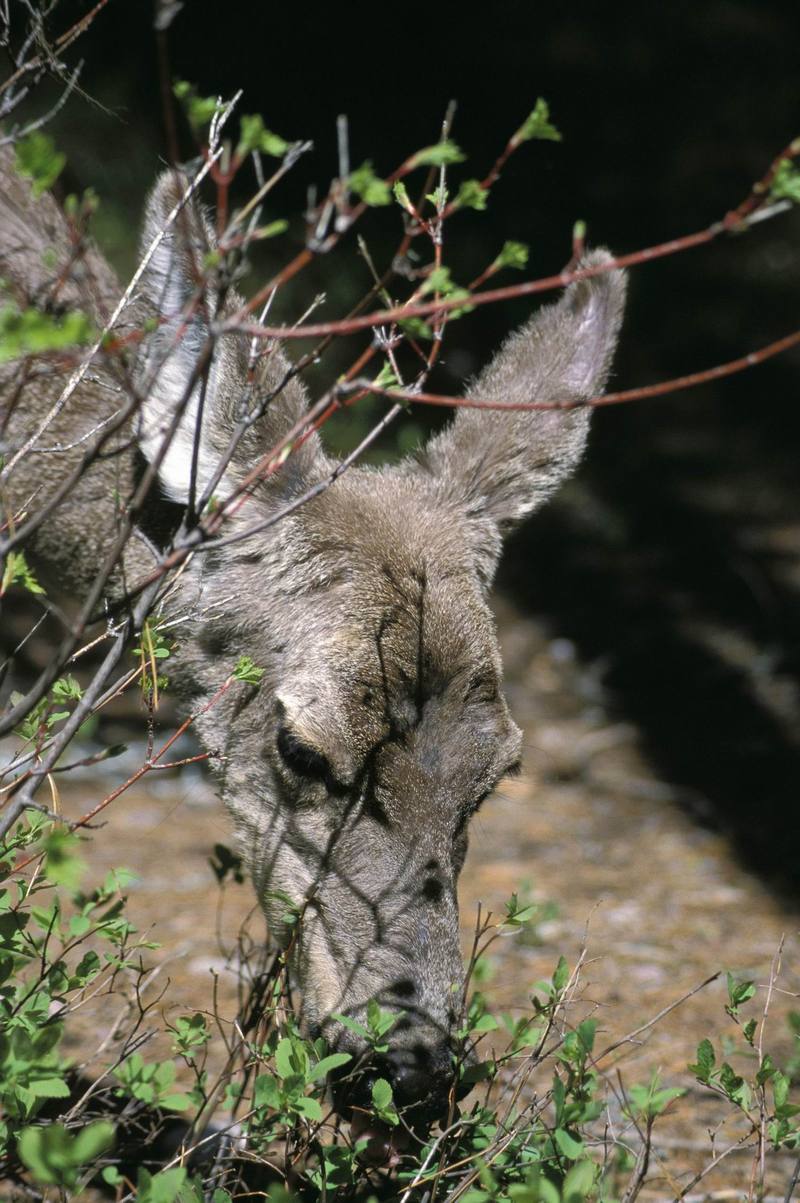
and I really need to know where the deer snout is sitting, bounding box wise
[333,1032,467,1123]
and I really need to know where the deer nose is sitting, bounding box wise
[382,1039,456,1111]
[337,1037,466,1122]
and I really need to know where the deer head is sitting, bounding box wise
[136,171,626,1120]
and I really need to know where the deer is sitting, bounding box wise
[0,146,626,1125]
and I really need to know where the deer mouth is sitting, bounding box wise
[328,1046,471,1142]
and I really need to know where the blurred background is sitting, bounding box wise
[6,0,800,893]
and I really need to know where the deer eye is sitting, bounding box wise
[276,726,330,781]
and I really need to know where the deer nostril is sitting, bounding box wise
[390,978,417,999]
[421,876,444,903]
[381,1039,457,1114]
[333,1038,458,1122]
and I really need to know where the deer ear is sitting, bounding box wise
[137,170,323,507]
[136,170,226,503]
[416,250,626,581]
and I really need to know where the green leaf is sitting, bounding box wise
[426,183,448,210]
[773,1071,790,1111]
[254,1073,281,1110]
[757,1053,777,1085]
[17,1121,114,1187]
[689,1038,715,1082]
[398,316,434,340]
[29,1077,71,1099]
[554,1127,584,1159]
[726,972,756,1016]
[472,1013,500,1032]
[371,1076,398,1125]
[172,1012,209,1054]
[331,1012,371,1040]
[493,240,529,272]
[371,1077,393,1111]
[173,81,220,132]
[309,1052,352,1081]
[513,98,562,144]
[274,1037,297,1080]
[626,1073,685,1118]
[259,219,289,239]
[233,656,264,685]
[292,1094,322,1121]
[576,1019,597,1055]
[137,1166,188,1203]
[348,162,391,206]
[562,1159,595,1200]
[15,132,66,197]
[1,550,45,595]
[533,1180,560,1203]
[43,828,86,890]
[0,303,93,364]
[552,956,569,993]
[410,141,466,168]
[70,1121,115,1163]
[393,180,413,212]
[237,114,289,159]
[770,156,800,204]
[454,179,488,211]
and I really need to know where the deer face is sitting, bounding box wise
[136,171,625,1117]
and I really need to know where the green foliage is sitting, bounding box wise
[17,1120,114,1186]
[133,617,173,700]
[332,998,402,1054]
[233,654,265,684]
[13,674,82,743]
[371,1076,399,1126]
[624,1071,685,1120]
[769,155,800,204]
[493,239,530,272]
[135,1166,205,1203]
[237,113,289,159]
[348,161,392,206]
[420,265,473,319]
[42,827,86,890]
[0,302,93,363]
[513,98,562,144]
[4,829,800,1200]
[454,179,489,211]
[14,131,66,196]
[173,80,222,132]
[113,1052,192,1111]
[1,549,44,597]
[393,179,413,212]
[171,1012,210,1058]
[725,970,756,1018]
[249,1033,351,1130]
[410,140,466,167]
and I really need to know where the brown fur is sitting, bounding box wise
[0,152,625,1106]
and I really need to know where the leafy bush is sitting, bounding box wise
[2,793,800,1200]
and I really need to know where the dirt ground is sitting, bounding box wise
[36,595,800,1199]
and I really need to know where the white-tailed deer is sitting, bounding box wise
[0,150,625,1120]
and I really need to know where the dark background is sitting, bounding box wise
[9,0,800,887]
